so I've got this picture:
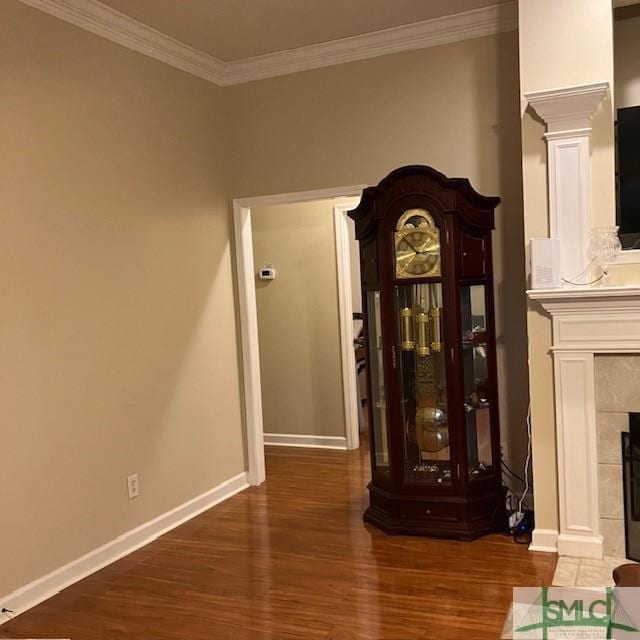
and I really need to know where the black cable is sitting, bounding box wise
[501,460,526,484]
[502,468,524,485]
[502,469,525,491]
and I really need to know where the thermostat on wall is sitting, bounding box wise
[258,264,276,280]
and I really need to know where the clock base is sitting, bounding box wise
[363,484,507,540]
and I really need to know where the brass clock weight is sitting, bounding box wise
[394,210,449,481]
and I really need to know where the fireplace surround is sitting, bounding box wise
[528,285,640,559]
[596,361,640,559]
[622,415,640,562]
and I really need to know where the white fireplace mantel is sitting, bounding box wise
[528,285,640,558]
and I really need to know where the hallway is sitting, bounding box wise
[1,445,556,639]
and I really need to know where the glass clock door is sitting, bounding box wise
[460,285,493,480]
[366,290,389,476]
[395,283,450,484]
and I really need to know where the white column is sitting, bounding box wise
[525,82,609,283]
[553,349,602,558]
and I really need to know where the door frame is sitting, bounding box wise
[233,185,366,486]
[333,200,363,453]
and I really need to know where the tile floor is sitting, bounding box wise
[552,556,636,587]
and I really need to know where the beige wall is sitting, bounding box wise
[2,1,537,600]
[519,0,614,90]
[0,1,244,598]
[518,0,616,535]
[226,31,532,480]
[252,200,345,438]
[615,8,640,110]
[520,0,615,227]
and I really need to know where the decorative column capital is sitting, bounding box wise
[525,81,609,134]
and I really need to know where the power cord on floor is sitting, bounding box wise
[505,405,534,544]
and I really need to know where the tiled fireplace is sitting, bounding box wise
[528,285,640,560]
[595,355,640,558]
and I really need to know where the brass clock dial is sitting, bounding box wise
[394,209,441,279]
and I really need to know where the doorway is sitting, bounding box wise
[233,186,365,485]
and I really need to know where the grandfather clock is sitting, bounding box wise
[349,166,505,539]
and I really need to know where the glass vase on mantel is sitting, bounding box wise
[590,226,622,286]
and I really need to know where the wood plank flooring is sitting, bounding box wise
[1,443,556,639]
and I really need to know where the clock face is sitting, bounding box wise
[395,209,441,279]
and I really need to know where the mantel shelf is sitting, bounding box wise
[527,285,640,314]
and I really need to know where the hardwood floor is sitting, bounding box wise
[1,444,556,639]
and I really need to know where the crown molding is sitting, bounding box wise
[18,0,227,84]
[524,81,610,133]
[225,2,518,85]
[18,0,518,87]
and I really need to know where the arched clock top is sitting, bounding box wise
[348,165,500,241]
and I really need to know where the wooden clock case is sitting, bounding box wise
[349,165,506,539]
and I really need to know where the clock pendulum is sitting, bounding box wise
[411,285,448,480]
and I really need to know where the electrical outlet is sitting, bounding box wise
[127,474,139,499]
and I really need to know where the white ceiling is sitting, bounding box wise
[98,0,512,61]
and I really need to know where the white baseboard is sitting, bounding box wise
[264,433,347,450]
[557,533,604,559]
[529,528,559,553]
[0,471,249,625]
